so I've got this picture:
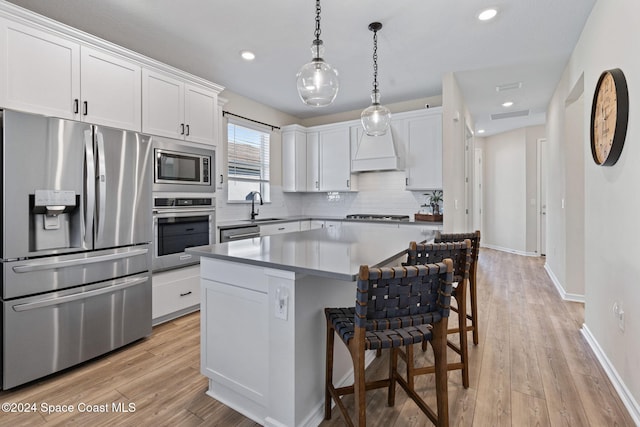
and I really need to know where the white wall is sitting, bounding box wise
[215,90,304,223]
[546,0,640,420]
[480,126,544,255]
[442,72,471,232]
[483,129,527,253]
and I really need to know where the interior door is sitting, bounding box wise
[93,126,152,249]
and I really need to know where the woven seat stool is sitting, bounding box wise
[324,261,454,427]
[405,239,472,388]
[435,230,481,345]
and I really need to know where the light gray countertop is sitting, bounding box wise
[217,215,442,230]
[187,223,435,281]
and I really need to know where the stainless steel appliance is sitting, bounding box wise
[220,225,261,242]
[0,110,153,389]
[153,136,214,193]
[152,194,215,272]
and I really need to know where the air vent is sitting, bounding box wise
[491,109,530,120]
[496,82,523,92]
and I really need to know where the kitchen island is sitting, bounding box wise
[187,224,435,427]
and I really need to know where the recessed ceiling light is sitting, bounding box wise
[477,129,486,134]
[502,101,514,107]
[478,8,498,21]
[240,50,255,61]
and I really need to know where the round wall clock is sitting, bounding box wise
[590,68,629,166]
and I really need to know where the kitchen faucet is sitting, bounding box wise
[246,191,263,220]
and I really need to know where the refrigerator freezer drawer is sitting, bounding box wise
[2,245,150,299]
[2,272,151,389]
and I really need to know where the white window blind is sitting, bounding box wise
[227,120,271,202]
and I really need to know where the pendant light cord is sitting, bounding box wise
[314,0,321,44]
[372,28,379,94]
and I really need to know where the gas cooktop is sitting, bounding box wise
[345,214,411,222]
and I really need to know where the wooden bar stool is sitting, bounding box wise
[324,261,454,427]
[405,240,472,387]
[435,230,481,345]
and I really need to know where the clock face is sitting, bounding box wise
[592,73,617,164]
[590,69,629,166]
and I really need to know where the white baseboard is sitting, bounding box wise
[543,263,585,303]
[482,243,538,257]
[581,324,640,425]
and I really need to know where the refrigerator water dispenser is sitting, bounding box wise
[30,190,80,251]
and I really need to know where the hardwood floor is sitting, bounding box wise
[0,249,634,426]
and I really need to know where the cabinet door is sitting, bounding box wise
[306,132,320,191]
[184,83,217,145]
[0,18,80,119]
[282,130,307,192]
[142,69,185,139]
[319,127,351,191]
[405,113,442,190]
[80,46,141,131]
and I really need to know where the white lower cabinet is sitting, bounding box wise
[152,265,201,324]
[259,221,301,236]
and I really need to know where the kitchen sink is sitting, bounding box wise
[252,218,282,222]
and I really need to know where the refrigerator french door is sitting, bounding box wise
[1,109,153,389]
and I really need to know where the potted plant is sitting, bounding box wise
[426,190,443,215]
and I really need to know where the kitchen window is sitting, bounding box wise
[227,119,271,202]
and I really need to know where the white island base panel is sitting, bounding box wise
[200,256,377,427]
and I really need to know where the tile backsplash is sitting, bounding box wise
[216,170,440,222]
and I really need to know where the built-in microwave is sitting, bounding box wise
[152,136,215,193]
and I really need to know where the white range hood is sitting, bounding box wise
[351,131,400,172]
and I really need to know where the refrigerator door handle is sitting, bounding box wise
[84,130,95,246]
[11,276,149,312]
[96,131,107,242]
[12,248,149,273]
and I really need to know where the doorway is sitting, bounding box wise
[473,148,483,233]
[537,138,547,256]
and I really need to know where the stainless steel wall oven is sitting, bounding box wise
[152,194,215,272]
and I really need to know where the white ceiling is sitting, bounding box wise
[6,0,595,136]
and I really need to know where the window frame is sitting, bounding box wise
[226,117,272,203]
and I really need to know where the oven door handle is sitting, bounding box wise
[153,208,215,215]
[11,276,149,312]
[12,248,149,273]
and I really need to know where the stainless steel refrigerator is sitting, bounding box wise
[1,110,153,389]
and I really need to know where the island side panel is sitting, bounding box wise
[200,257,269,424]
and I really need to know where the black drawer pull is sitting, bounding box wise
[180,291,193,297]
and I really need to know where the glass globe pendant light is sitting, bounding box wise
[296,0,339,107]
[361,22,391,136]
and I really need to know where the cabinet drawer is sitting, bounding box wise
[259,221,301,236]
[152,267,200,320]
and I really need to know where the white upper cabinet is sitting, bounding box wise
[319,126,351,191]
[184,83,217,145]
[142,68,217,145]
[282,123,354,192]
[282,126,307,192]
[306,131,320,191]
[0,18,142,131]
[80,46,141,131]
[402,108,443,190]
[0,18,80,120]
